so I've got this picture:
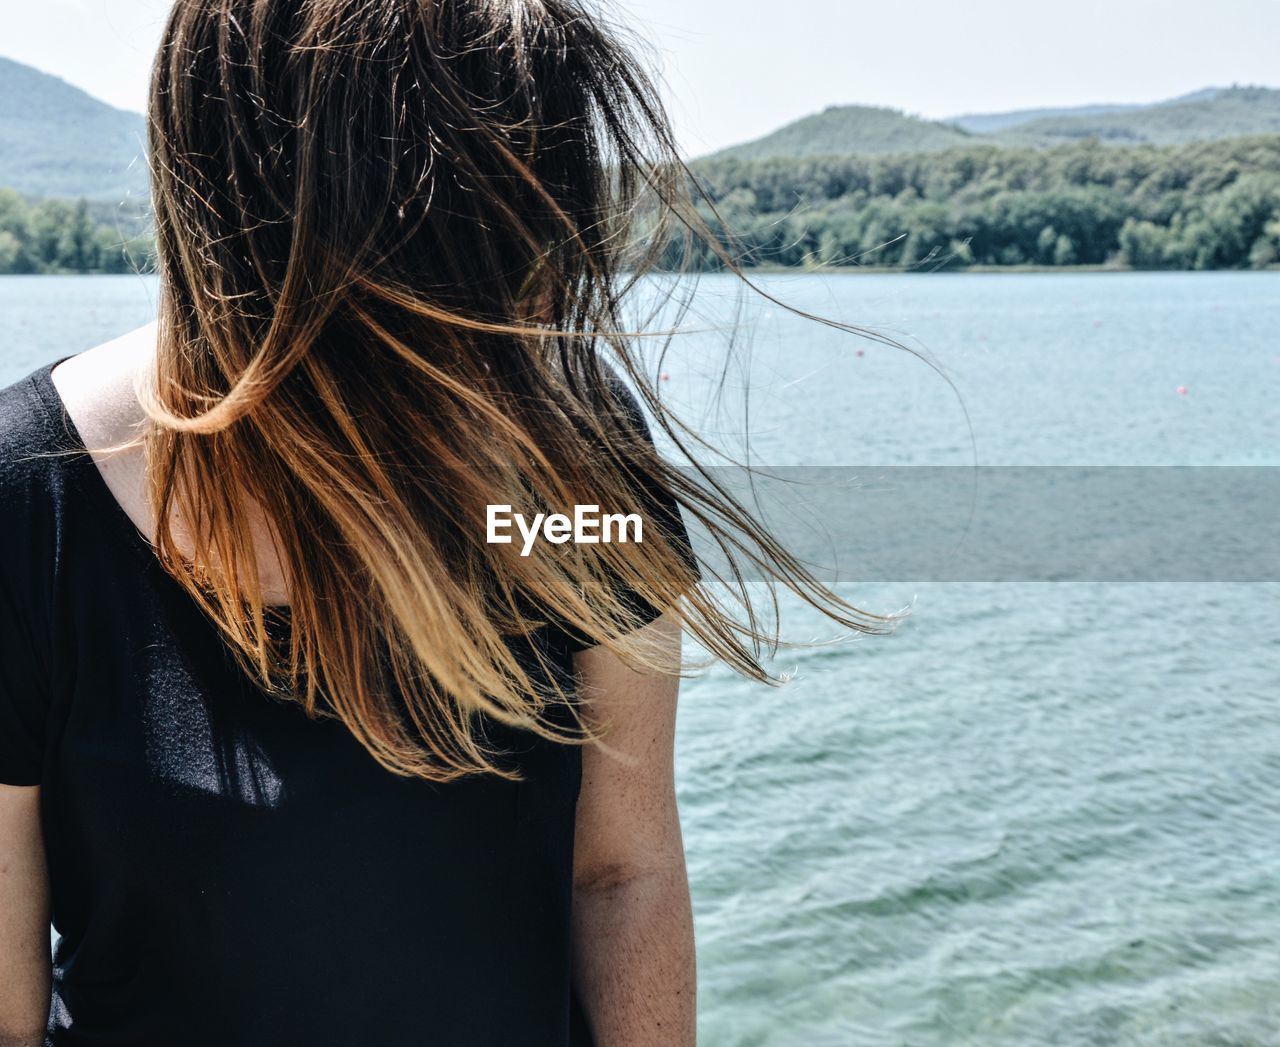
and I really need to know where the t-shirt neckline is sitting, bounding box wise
[28,353,293,618]
[30,354,165,560]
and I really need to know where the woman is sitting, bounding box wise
[0,1,882,1043]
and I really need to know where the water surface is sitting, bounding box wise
[3,271,1278,1046]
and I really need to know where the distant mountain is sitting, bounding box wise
[704,86,1279,162]
[949,103,1144,135]
[998,86,1280,147]
[0,57,148,200]
[706,105,974,162]
[5,55,1277,201]
[1158,87,1229,106]
[949,88,1228,134]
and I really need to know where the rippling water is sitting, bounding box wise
[3,272,1278,1045]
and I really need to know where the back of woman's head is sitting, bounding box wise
[150,0,665,372]
[143,0,886,781]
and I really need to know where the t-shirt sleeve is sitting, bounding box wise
[556,375,700,654]
[0,381,56,787]
[0,575,48,785]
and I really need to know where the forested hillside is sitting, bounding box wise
[712,86,1280,162]
[947,90,1224,134]
[1,52,1276,275]
[0,58,148,200]
[669,136,1280,271]
[949,102,1146,135]
[709,106,974,161]
[1000,86,1280,147]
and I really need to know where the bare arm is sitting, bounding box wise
[570,614,696,1046]
[0,785,50,1047]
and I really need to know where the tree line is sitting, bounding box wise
[0,188,153,274]
[5,135,1280,276]
[659,135,1280,271]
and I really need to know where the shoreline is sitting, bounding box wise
[2,264,1278,278]
[706,262,1280,275]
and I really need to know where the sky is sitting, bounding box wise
[3,0,1278,156]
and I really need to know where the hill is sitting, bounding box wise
[707,105,974,162]
[705,86,1280,162]
[950,102,1144,135]
[948,88,1226,134]
[677,135,1280,272]
[999,86,1280,146]
[0,57,148,201]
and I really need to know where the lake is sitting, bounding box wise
[3,271,1278,1045]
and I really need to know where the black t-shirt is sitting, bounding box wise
[0,355,685,1046]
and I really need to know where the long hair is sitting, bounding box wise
[140,0,893,782]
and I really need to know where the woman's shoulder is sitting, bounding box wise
[1,327,155,492]
[0,358,72,488]
[0,363,74,786]
[0,366,68,666]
